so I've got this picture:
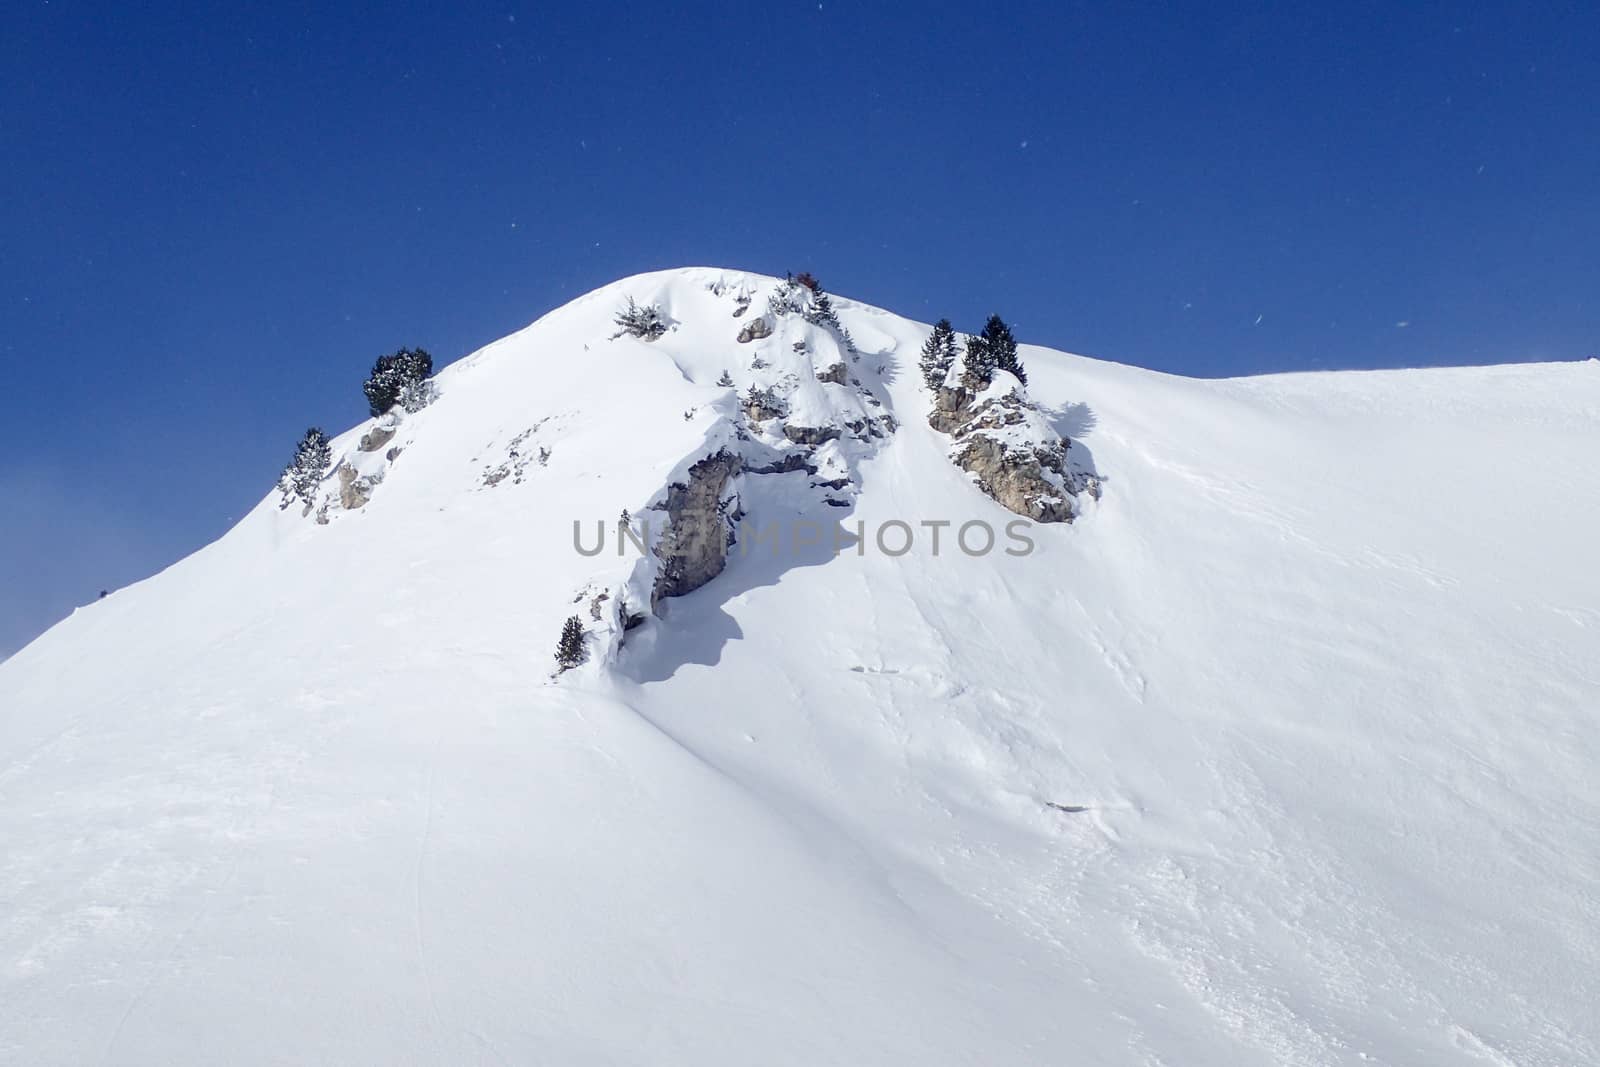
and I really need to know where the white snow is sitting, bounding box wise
[2,267,1597,1065]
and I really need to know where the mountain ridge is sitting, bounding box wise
[2,267,1597,1065]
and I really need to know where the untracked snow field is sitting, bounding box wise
[2,269,1597,1065]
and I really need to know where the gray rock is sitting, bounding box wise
[358,426,396,453]
[737,317,772,343]
[929,385,974,434]
[952,436,1073,523]
[816,362,848,384]
[843,417,891,441]
[782,424,842,446]
[746,403,784,423]
[385,446,404,463]
[929,385,1090,523]
[747,452,817,476]
[336,463,381,510]
[652,450,742,604]
[745,392,786,423]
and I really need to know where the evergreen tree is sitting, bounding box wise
[795,276,858,356]
[363,348,434,417]
[612,297,667,340]
[919,319,958,390]
[963,333,996,387]
[766,277,807,317]
[277,427,332,511]
[396,377,438,413]
[555,615,587,672]
[809,288,836,325]
[981,314,1025,386]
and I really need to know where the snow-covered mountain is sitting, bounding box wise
[2,268,1597,1066]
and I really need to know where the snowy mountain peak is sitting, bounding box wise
[3,268,1598,1065]
[268,267,1101,676]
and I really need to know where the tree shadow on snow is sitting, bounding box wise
[616,473,855,684]
[1044,401,1104,483]
[1052,400,1097,438]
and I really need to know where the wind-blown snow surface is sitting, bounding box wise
[3,269,1598,1065]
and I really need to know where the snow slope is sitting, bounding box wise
[2,268,1597,1066]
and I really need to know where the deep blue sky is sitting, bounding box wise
[2,1,1596,657]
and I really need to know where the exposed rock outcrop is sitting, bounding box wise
[744,389,786,423]
[930,384,988,435]
[930,379,1098,523]
[783,424,842,447]
[816,361,848,384]
[358,426,396,453]
[843,416,892,441]
[747,452,817,476]
[652,451,742,604]
[737,317,773,343]
[951,436,1071,522]
[336,464,382,510]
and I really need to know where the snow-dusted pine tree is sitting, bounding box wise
[919,319,958,389]
[963,333,996,387]
[555,615,587,672]
[790,275,858,357]
[397,377,438,413]
[766,277,807,318]
[364,348,434,417]
[805,289,837,328]
[277,427,332,511]
[611,297,667,341]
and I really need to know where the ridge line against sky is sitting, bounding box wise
[2,1,1596,658]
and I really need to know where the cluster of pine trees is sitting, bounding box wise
[363,347,435,417]
[766,275,809,317]
[769,272,857,355]
[918,314,1026,391]
[277,346,440,514]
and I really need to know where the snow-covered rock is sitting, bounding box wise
[930,368,1099,522]
[650,449,742,604]
[335,461,379,509]
[357,425,395,453]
